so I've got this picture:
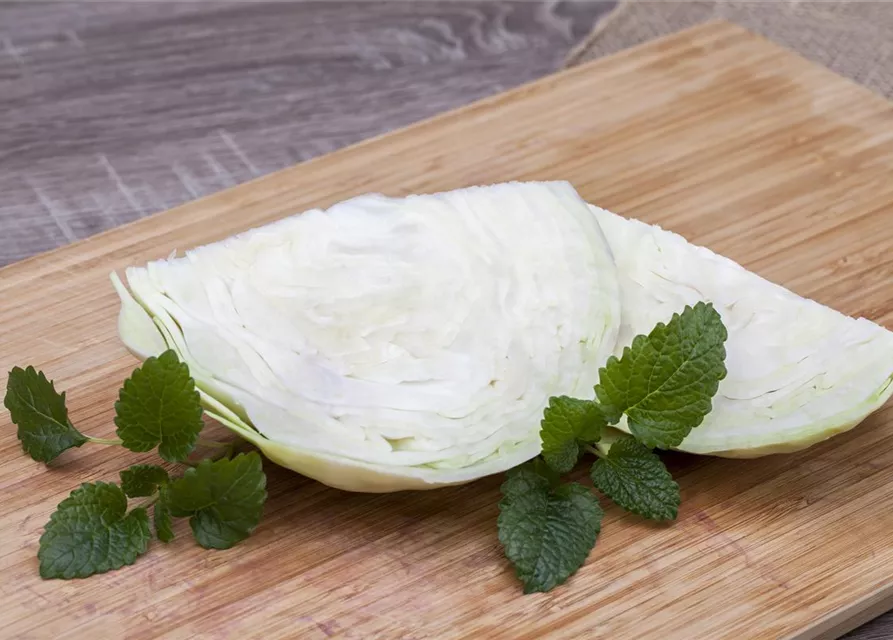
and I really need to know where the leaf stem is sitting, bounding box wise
[85,435,124,446]
[136,493,160,509]
[585,444,605,458]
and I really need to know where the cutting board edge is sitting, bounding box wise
[795,582,893,640]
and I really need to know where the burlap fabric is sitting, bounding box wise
[566,1,893,98]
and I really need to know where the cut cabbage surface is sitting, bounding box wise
[590,205,893,458]
[113,182,621,492]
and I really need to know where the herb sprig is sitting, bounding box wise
[498,302,728,593]
[4,350,267,579]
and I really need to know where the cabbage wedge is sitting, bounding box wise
[590,205,893,457]
[112,182,621,492]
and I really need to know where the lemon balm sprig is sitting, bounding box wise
[498,302,728,593]
[4,350,267,579]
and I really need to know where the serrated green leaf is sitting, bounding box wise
[167,452,267,550]
[595,302,728,448]
[4,366,87,463]
[531,457,561,488]
[38,482,151,579]
[539,396,605,474]
[497,464,603,593]
[120,464,170,498]
[154,486,175,543]
[590,435,680,521]
[114,349,204,462]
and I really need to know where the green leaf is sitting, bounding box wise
[38,482,151,579]
[120,464,170,498]
[114,349,204,462]
[154,487,175,543]
[4,366,87,463]
[539,396,605,474]
[167,452,267,550]
[590,435,680,521]
[531,457,561,488]
[595,302,728,448]
[497,464,603,593]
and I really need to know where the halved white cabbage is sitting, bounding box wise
[112,182,621,491]
[590,205,893,457]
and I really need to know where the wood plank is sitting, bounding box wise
[0,0,613,266]
[3,20,893,639]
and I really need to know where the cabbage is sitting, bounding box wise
[113,180,893,489]
[590,205,893,457]
[112,182,621,491]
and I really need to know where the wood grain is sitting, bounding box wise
[0,0,612,266]
[3,19,893,640]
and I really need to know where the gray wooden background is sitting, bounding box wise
[0,2,889,638]
[0,1,612,266]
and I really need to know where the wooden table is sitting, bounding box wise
[0,3,889,638]
[0,1,612,266]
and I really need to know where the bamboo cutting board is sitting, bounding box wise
[3,20,893,640]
